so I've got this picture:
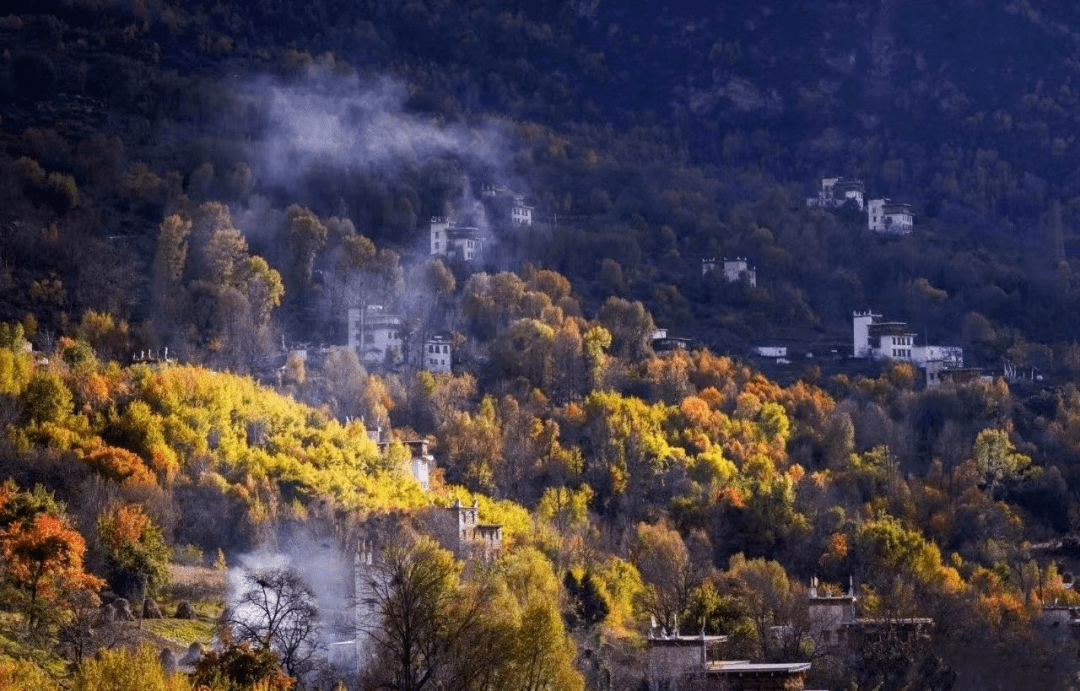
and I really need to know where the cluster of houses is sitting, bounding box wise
[428,184,534,264]
[807,176,914,235]
[646,575,1080,690]
[327,183,532,377]
[750,310,976,388]
[852,310,985,386]
[701,257,757,287]
[341,305,453,375]
[337,182,537,376]
[645,579,935,691]
[696,176,913,313]
[344,305,450,374]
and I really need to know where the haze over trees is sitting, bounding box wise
[4,1,1080,689]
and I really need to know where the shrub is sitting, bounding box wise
[73,645,191,691]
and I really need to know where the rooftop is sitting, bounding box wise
[705,660,812,674]
[646,633,729,645]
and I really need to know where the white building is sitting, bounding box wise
[808,177,866,211]
[723,257,757,287]
[430,217,483,261]
[868,198,913,234]
[423,335,451,373]
[377,439,433,491]
[511,196,533,226]
[482,183,534,226]
[852,311,882,358]
[702,257,718,276]
[754,346,788,358]
[853,310,963,368]
[347,305,404,367]
[874,323,918,361]
[352,542,380,672]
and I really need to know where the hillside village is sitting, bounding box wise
[314,175,950,392]
[9,1,1080,690]
[806,177,914,235]
[7,159,1071,689]
[257,173,1063,688]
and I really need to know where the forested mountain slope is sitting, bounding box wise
[6,2,1080,689]
[5,1,1080,365]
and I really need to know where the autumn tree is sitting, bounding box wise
[596,296,655,360]
[578,390,678,516]
[536,484,594,569]
[0,657,59,691]
[420,545,584,691]
[191,641,293,691]
[227,566,320,677]
[0,481,104,632]
[155,202,283,368]
[971,428,1031,497]
[0,323,33,396]
[21,370,72,425]
[83,445,155,486]
[360,535,474,691]
[492,547,584,690]
[725,554,809,662]
[321,230,377,336]
[151,213,192,333]
[97,503,171,601]
[631,521,697,633]
[439,396,504,493]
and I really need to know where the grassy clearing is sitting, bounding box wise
[135,563,228,652]
[140,617,215,649]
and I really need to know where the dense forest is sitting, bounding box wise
[4,0,1080,689]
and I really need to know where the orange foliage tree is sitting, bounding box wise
[97,503,171,599]
[83,444,156,486]
[0,486,103,631]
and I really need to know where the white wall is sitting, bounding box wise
[430,217,450,255]
[852,312,880,357]
[424,341,451,373]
